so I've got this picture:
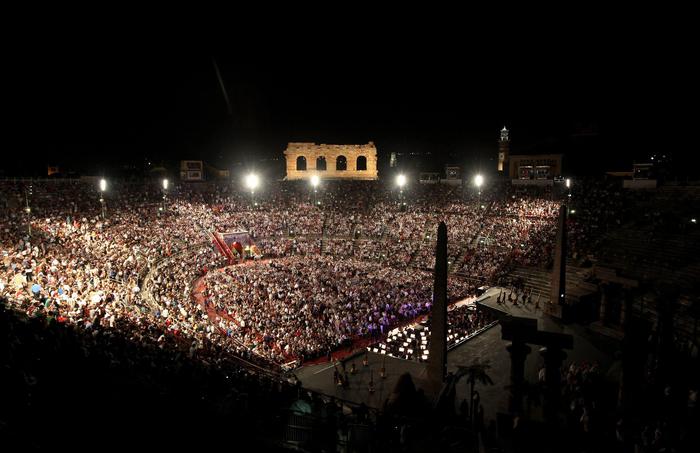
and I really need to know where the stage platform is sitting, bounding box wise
[477,286,574,335]
[295,286,619,424]
[294,325,516,422]
[477,287,551,327]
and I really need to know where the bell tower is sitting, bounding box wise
[498,126,510,175]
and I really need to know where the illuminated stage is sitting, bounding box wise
[295,286,617,423]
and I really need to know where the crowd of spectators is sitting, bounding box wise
[3,177,698,451]
[1,178,562,371]
[202,255,473,363]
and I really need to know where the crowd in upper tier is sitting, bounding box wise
[1,178,567,367]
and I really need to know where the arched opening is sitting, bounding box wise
[316,156,327,171]
[356,155,367,171]
[336,155,347,171]
[296,156,307,171]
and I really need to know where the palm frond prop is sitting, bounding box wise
[457,358,494,386]
[435,359,495,415]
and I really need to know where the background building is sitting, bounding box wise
[498,126,510,175]
[180,161,204,181]
[495,126,563,185]
[509,154,563,184]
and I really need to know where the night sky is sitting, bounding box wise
[4,24,685,178]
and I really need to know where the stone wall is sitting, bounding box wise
[284,142,379,180]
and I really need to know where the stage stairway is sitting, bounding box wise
[507,264,598,306]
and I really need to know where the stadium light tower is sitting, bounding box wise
[99,178,107,219]
[24,186,32,236]
[310,174,320,206]
[245,173,260,207]
[474,174,484,206]
[396,174,407,208]
[161,178,169,212]
[396,174,407,188]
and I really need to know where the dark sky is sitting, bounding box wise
[4,22,688,177]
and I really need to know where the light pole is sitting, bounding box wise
[474,174,484,207]
[99,178,107,219]
[245,173,259,208]
[396,174,407,209]
[24,187,31,236]
[310,174,320,207]
[161,178,169,213]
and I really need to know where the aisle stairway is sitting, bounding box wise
[596,227,700,293]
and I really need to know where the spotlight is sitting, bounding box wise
[245,173,260,191]
[396,174,407,188]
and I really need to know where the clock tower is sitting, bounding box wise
[498,126,510,175]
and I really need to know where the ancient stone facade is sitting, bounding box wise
[284,142,378,180]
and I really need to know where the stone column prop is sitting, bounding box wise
[539,346,567,420]
[599,284,608,324]
[506,341,532,412]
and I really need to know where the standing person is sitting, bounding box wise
[580,406,591,450]
[24,260,33,282]
[460,398,469,420]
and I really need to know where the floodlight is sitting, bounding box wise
[396,174,407,188]
[310,174,320,187]
[245,173,260,190]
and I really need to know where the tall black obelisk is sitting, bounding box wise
[428,221,448,387]
[548,205,567,318]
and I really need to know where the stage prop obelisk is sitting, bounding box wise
[428,221,448,388]
[548,205,567,319]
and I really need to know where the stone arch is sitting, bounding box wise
[336,155,347,171]
[356,155,367,171]
[284,142,378,180]
[296,156,307,171]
